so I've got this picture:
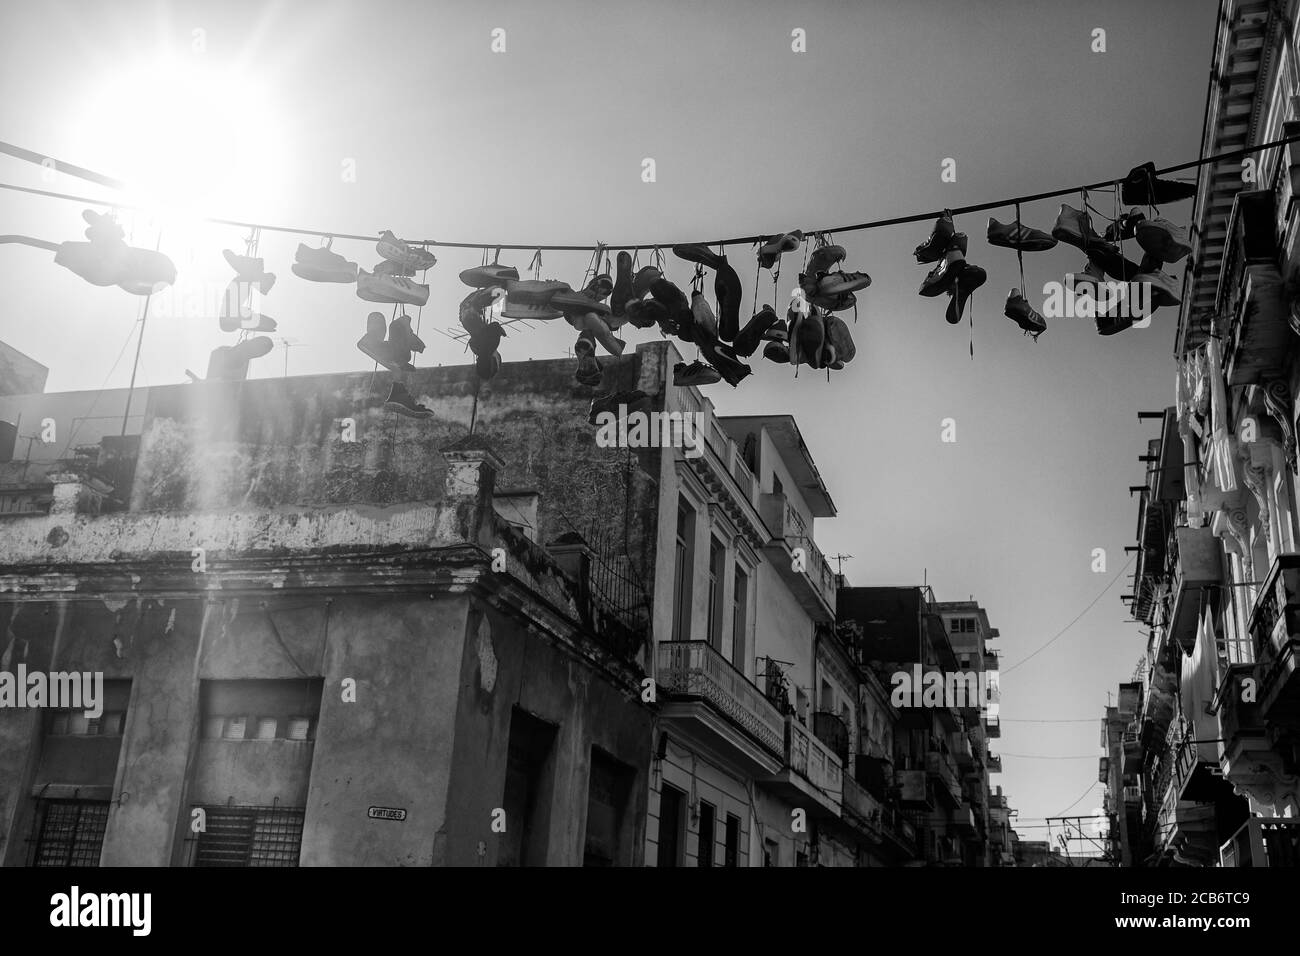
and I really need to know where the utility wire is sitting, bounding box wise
[1055,781,1104,815]
[1000,753,1099,759]
[1002,555,1135,675]
[2,132,1299,251]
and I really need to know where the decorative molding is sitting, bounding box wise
[1260,377,1297,473]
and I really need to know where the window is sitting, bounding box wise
[724,814,741,867]
[583,749,634,867]
[657,784,685,867]
[200,680,322,741]
[820,678,834,712]
[697,801,716,867]
[672,498,696,642]
[731,564,749,668]
[949,618,976,633]
[501,708,557,867]
[189,805,305,867]
[706,537,726,650]
[764,838,779,867]
[29,799,109,867]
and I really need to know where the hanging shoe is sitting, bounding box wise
[552,289,613,319]
[733,305,780,356]
[697,341,752,386]
[1050,204,1103,250]
[672,244,725,270]
[219,335,274,381]
[1085,243,1143,283]
[806,243,847,277]
[459,263,520,288]
[691,291,719,340]
[1004,289,1047,339]
[588,389,649,426]
[1135,266,1181,309]
[1135,218,1192,264]
[293,240,358,283]
[714,256,743,342]
[649,278,691,337]
[986,217,1057,252]
[219,281,277,333]
[389,314,426,356]
[811,290,857,312]
[356,269,430,306]
[376,230,437,272]
[765,317,790,343]
[223,249,276,294]
[816,270,872,296]
[374,259,418,278]
[946,265,987,324]
[1094,307,1135,336]
[467,320,507,359]
[611,251,635,316]
[574,335,603,386]
[919,246,967,297]
[475,351,502,381]
[584,273,614,302]
[356,312,399,369]
[384,382,434,419]
[1121,162,1197,206]
[758,230,804,269]
[762,341,791,364]
[914,211,955,264]
[82,209,125,243]
[632,266,663,299]
[1067,259,1109,297]
[501,278,568,320]
[624,298,666,329]
[565,311,625,355]
[674,361,722,387]
[1104,209,1146,243]
[459,287,499,336]
[792,308,826,369]
[823,312,856,366]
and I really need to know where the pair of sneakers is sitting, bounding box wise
[357,312,425,371]
[384,382,434,418]
[917,216,987,323]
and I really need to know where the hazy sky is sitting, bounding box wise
[0,0,1220,837]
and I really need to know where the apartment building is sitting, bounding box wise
[1112,0,1300,868]
[836,587,1016,866]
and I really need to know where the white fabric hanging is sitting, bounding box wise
[1176,358,1203,525]
[1206,339,1237,493]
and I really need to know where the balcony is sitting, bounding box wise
[1098,756,1110,785]
[1247,554,1300,725]
[949,802,977,835]
[952,732,974,770]
[1122,725,1142,775]
[758,491,836,620]
[986,752,1002,774]
[1220,817,1300,867]
[656,640,785,773]
[760,715,843,817]
[926,751,962,808]
[984,714,1001,738]
[896,768,933,810]
[879,804,917,856]
[1167,526,1223,652]
[841,775,884,842]
[812,711,850,766]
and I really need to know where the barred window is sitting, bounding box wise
[188,805,305,867]
[29,799,109,867]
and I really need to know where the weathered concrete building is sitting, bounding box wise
[0,342,674,866]
[0,336,871,866]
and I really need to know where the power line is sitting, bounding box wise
[1055,781,1104,815]
[3,132,1299,251]
[1001,717,1099,724]
[1000,753,1099,759]
[1002,555,1135,675]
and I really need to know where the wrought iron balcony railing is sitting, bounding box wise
[656,640,786,756]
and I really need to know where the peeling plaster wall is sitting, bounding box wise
[123,349,665,597]
[441,601,651,867]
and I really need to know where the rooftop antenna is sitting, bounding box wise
[828,553,852,575]
[279,337,309,376]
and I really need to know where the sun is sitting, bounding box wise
[76,55,287,221]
